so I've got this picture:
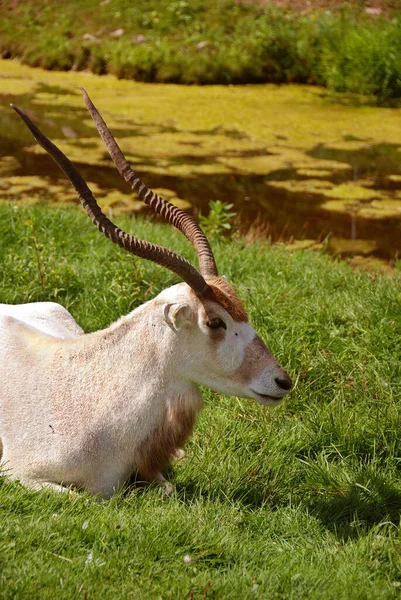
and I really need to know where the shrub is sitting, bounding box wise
[1,1,401,100]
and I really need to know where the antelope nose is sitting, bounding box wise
[275,373,292,392]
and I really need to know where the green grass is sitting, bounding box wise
[1,1,401,100]
[1,202,401,598]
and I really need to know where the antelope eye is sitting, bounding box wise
[206,317,227,330]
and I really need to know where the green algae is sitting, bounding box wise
[327,237,378,256]
[1,59,401,259]
[296,168,333,178]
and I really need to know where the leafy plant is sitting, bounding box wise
[199,200,236,237]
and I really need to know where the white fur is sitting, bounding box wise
[0,283,290,496]
[0,302,84,339]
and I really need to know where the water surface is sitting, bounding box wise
[1,59,401,262]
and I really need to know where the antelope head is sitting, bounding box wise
[11,91,292,406]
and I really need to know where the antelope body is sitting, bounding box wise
[0,92,291,496]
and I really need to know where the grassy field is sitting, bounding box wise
[1,202,401,598]
[1,0,401,99]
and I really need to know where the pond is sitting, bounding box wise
[1,59,401,264]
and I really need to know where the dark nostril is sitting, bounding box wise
[275,374,292,391]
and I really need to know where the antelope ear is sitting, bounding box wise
[163,303,193,331]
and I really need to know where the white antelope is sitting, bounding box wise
[0,91,292,497]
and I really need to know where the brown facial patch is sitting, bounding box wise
[233,335,277,385]
[203,277,248,323]
[135,396,200,482]
[206,321,226,343]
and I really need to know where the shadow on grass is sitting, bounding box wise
[169,471,287,511]
[306,474,401,541]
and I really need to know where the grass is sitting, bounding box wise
[1,1,401,100]
[1,202,401,598]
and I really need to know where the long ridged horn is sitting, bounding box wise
[80,87,218,279]
[11,104,211,296]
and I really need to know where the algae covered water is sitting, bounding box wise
[1,59,401,262]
